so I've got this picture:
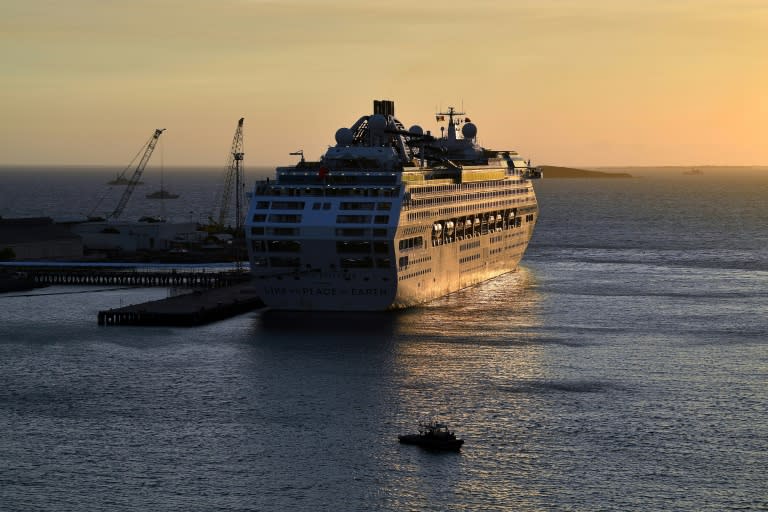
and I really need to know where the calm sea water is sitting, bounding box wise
[1,167,767,511]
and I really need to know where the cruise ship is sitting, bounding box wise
[245,100,541,310]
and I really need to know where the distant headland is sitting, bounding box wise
[540,166,633,178]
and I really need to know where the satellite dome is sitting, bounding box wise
[335,127,354,145]
[368,114,387,133]
[462,122,477,139]
[409,125,424,136]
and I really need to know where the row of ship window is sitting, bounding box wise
[399,236,424,251]
[406,186,530,209]
[397,254,431,270]
[459,261,486,275]
[407,198,533,221]
[250,214,390,224]
[459,240,481,251]
[249,240,395,269]
[401,226,422,236]
[395,211,533,253]
[409,179,523,197]
[248,214,534,241]
[459,253,481,264]
[251,240,391,255]
[429,210,532,246]
[397,268,432,281]
[483,239,528,257]
[255,186,401,198]
[251,256,393,269]
[252,201,393,211]
[250,227,390,238]
[273,174,400,187]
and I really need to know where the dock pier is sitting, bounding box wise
[1,264,266,326]
[24,268,248,288]
[97,282,265,326]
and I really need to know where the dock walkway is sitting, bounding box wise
[98,282,264,326]
[29,269,246,288]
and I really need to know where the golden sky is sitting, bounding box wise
[1,0,766,167]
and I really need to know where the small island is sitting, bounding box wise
[540,165,632,178]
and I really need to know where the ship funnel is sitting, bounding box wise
[373,99,395,117]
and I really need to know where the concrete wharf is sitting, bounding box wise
[98,282,265,326]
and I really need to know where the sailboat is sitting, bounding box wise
[107,172,143,185]
[146,188,179,199]
[146,164,179,199]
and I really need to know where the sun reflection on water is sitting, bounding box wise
[377,267,548,510]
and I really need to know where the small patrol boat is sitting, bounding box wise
[146,188,179,199]
[398,420,464,451]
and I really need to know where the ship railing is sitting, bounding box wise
[407,179,525,198]
[254,184,402,199]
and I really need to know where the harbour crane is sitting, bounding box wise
[211,118,245,232]
[92,128,165,220]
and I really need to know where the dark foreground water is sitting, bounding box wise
[1,167,767,511]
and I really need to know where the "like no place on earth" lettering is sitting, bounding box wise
[263,287,389,297]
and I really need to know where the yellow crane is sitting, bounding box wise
[210,118,245,232]
[89,128,165,220]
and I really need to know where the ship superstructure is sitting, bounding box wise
[245,100,541,310]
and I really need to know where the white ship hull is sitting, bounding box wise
[245,100,540,311]
[250,221,535,311]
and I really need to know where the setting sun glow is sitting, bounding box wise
[1,0,765,167]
